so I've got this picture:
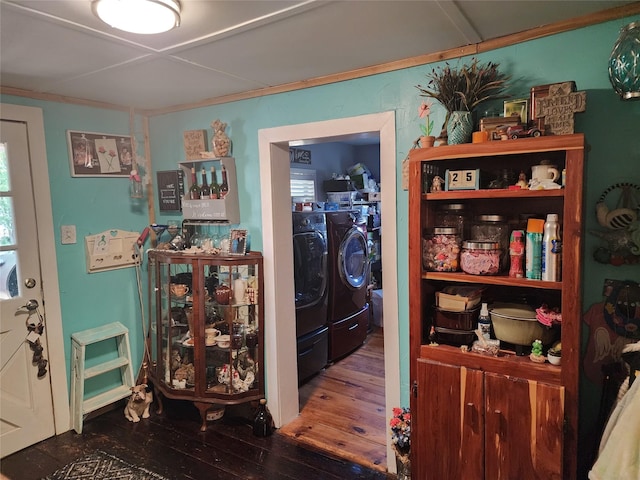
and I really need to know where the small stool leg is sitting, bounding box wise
[71,342,86,433]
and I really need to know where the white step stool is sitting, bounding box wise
[70,321,135,433]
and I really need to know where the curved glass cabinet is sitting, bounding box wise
[147,249,264,431]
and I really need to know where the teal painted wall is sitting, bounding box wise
[2,17,638,452]
[0,97,149,394]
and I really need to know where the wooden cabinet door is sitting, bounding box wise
[415,359,484,479]
[484,373,564,480]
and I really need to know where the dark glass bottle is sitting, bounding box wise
[220,165,229,198]
[199,167,210,199]
[253,398,273,437]
[209,166,220,199]
[189,167,200,200]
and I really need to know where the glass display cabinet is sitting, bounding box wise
[146,249,264,431]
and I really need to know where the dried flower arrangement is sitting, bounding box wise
[415,57,510,131]
[390,407,411,456]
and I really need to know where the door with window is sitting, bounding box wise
[0,116,55,457]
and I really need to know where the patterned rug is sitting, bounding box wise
[42,450,169,480]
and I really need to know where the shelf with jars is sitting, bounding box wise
[146,249,264,431]
[409,134,585,479]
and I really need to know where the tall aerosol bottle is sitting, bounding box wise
[541,214,562,281]
[525,218,545,280]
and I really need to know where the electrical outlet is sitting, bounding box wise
[61,225,76,244]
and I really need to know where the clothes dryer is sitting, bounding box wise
[292,212,329,383]
[325,210,370,361]
[292,212,328,335]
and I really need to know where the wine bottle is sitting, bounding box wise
[209,166,220,199]
[199,167,210,199]
[220,164,229,198]
[252,398,274,437]
[189,167,200,200]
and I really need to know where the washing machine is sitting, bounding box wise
[325,210,370,361]
[292,211,329,383]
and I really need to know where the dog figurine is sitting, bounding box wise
[124,384,153,423]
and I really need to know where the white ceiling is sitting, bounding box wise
[0,1,636,112]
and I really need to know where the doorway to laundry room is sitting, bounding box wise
[286,139,385,469]
[258,111,399,472]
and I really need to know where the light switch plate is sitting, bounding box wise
[61,225,76,244]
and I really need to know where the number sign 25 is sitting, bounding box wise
[445,169,480,191]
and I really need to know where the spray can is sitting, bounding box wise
[542,214,562,281]
[525,218,545,280]
[478,303,491,341]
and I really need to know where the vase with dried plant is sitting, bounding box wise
[416,58,510,144]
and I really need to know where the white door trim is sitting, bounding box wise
[1,103,69,434]
[258,111,399,468]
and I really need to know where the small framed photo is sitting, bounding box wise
[67,130,134,177]
[503,99,529,124]
[229,229,248,256]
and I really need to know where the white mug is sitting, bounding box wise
[205,327,221,346]
[531,164,559,182]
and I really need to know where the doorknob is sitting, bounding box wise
[24,299,39,311]
[24,277,36,288]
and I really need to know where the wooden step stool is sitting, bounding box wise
[70,322,135,433]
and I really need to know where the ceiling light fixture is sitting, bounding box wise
[608,22,640,100]
[92,0,181,35]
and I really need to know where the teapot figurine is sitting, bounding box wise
[215,284,231,305]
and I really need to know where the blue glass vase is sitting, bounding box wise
[609,22,640,100]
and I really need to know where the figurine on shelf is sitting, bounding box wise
[428,325,438,345]
[530,339,546,363]
[170,349,182,372]
[516,171,529,189]
[211,119,231,157]
[431,175,444,192]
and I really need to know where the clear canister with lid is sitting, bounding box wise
[460,241,502,275]
[435,203,469,240]
[471,215,509,271]
[422,227,461,272]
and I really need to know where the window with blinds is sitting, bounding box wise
[290,168,316,201]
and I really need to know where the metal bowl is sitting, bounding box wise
[489,303,557,347]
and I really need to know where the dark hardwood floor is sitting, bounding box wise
[1,330,390,480]
[1,398,390,480]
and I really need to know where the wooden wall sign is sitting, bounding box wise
[535,82,586,135]
[183,129,207,160]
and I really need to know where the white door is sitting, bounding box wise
[0,118,55,457]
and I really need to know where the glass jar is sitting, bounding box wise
[471,215,509,271]
[435,203,469,240]
[422,227,461,272]
[460,241,501,275]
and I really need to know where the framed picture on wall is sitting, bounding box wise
[229,229,248,256]
[67,130,134,177]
